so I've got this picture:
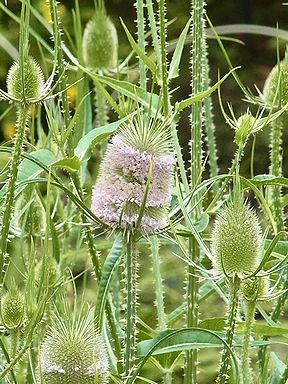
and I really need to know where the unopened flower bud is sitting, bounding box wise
[211,199,262,277]
[0,286,24,330]
[7,56,44,101]
[241,276,269,302]
[234,113,255,148]
[83,9,118,70]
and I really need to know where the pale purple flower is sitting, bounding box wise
[91,132,173,234]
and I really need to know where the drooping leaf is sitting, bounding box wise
[51,156,81,173]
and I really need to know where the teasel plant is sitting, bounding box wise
[82,0,118,128]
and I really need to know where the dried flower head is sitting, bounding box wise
[39,311,109,383]
[0,284,24,330]
[83,8,118,70]
[91,116,174,234]
[211,197,262,277]
[7,56,44,101]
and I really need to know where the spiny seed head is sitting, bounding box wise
[234,112,255,148]
[263,53,288,107]
[0,285,24,330]
[241,276,269,301]
[83,9,118,70]
[36,258,60,287]
[91,116,174,234]
[7,56,44,101]
[39,314,109,383]
[211,199,262,277]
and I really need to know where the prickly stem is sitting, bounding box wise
[0,104,30,284]
[123,232,138,380]
[136,0,146,89]
[241,300,256,384]
[216,276,240,384]
[269,116,285,232]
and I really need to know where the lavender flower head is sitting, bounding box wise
[91,117,174,234]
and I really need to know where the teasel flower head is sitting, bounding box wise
[0,283,24,331]
[234,111,256,148]
[211,196,262,278]
[7,56,44,101]
[241,276,269,302]
[91,115,174,234]
[263,51,288,108]
[83,6,118,71]
[39,310,109,383]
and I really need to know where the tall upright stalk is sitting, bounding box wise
[241,300,256,384]
[185,0,205,382]
[123,232,137,380]
[216,276,241,384]
[136,0,146,90]
[158,0,169,115]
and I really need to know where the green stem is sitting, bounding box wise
[146,0,161,66]
[269,117,285,232]
[241,300,256,384]
[203,54,219,197]
[10,329,20,359]
[150,236,166,331]
[0,104,29,284]
[185,0,205,382]
[94,81,108,128]
[123,233,137,380]
[136,0,146,89]
[158,0,169,115]
[150,236,173,384]
[216,276,241,384]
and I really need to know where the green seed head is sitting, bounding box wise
[241,276,269,302]
[263,53,288,107]
[83,10,118,70]
[211,199,262,277]
[36,258,60,287]
[7,56,44,101]
[0,285,24,330]
[39,314,109,383]
[15,188,46,235]
[234,112,255,148]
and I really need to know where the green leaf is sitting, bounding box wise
[89,74,159,114]
[168,17,192,79]
[120,18,158,80]
[74,120,121,162]
[199,317,288,337]
[94,233,123,330]
[252,175,288,188]
[51,156,81,173]
[132,328,239,384]
[175,67,239,114]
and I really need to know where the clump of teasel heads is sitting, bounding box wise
[39,309,109,384]
[91,115,174,234]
